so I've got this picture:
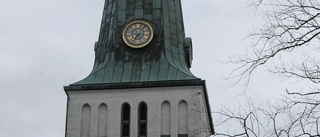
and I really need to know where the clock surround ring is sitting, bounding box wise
[122,20,154,49]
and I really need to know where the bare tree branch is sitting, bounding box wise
[218,0,320,136]
[227,0,320,89]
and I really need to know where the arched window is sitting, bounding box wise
[80,104,91,137]
[98,103,108,137]
[138,102,147,137]
[121,103,131,137]
[161,101,171,136]
[178,100,188,137]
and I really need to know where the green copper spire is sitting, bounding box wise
[70,0,198,86]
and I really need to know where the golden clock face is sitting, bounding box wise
[122,20,154,48]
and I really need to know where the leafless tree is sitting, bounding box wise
[213,93,320,137]
[228,0,320,88]
[217,0,320,136]
[213,97,265,137]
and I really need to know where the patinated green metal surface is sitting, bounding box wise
[70,0,199,85]
[64,0,215,134]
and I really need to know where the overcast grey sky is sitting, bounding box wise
[0,0,307,136]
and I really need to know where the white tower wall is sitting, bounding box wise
[65,86,212,137]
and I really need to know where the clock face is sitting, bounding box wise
[122,20,154,48]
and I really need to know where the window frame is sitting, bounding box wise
[138,102,148,137]
[121,103,131,137]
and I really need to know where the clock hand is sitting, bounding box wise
[131,33,139,42]
[131,29,142,42]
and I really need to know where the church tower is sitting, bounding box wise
[64,0,214,137]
